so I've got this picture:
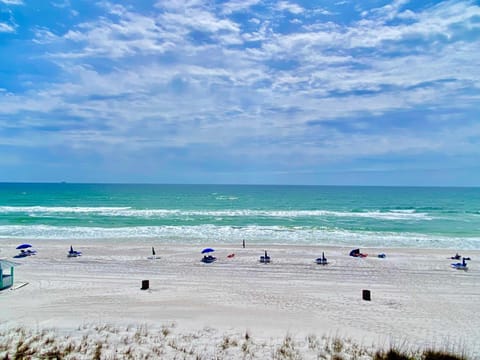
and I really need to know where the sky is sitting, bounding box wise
[0,0,479,186]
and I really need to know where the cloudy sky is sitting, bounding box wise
[0,0,479,185]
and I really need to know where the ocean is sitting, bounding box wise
[0,183,479,249]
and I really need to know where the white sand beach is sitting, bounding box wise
[1,240,479,358]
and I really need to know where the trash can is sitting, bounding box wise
[362,289,371,301]
[141,280,149,290]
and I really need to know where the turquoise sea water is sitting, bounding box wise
[0,183,479,249]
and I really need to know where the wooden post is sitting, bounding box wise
[362,289,371,301]
[141,280,149,290]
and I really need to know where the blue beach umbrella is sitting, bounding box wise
[201,248,215,254]
[16,243,32,250]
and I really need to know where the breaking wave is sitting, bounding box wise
[0,206,432,221]
[0,224,479,249]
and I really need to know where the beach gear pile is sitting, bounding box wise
[67,246,82,258]
[316,252,328,265]
[260,250,271,263]
[13,244,37,258]
[450,253,471,270]
[201,248,217,263]
[349,248,367,258]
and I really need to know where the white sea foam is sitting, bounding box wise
[0,224,478,249]
[215,195,239,200]
[0,206,432,220]
[0,206,131,213]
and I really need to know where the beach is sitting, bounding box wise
[1,239,479,358]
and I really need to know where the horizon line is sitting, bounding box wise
[0,181,478,189]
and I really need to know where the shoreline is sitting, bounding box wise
[1,239,479,356]
[2,236,479,251]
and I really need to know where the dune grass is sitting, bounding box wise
[0,324,472,360]
[374,348,467,360]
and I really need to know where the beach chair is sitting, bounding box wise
[260,251,271,263]
[201,255,217,263]
[67,246,82,257]
[316,252,328,265]
[451,257,468,270]
[14,250,29,258]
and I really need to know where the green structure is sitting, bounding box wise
[0,259,17,290]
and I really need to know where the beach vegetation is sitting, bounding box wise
[273,334,302,360]
[374,347,467,360]
[374,348,411,360]
[350,342,369,360]
[124,346,134,358]
[307,333,319,350]
[162,325,171,337]
[423,349,466,360]
[0,325,472,360]
[134,324,149,343]
[14,336,35,360]
[41,345,64,359]
[333,337,344,353]
[220,335,236,350]
[92,342,103,360]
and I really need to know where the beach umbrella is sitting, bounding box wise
[16,243,32,250]
[201,248,215,254]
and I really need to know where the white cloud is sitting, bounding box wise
[0,22,14,32]
[160,9,239,33]
[56,9,178,58]
[312,8,334,16]
[154,0,205,11]
[0,0,23,4]
[1,0,479,169]
[222,0,261,14]
[368,0,410,20]
[242,20,272,42]
[276,1,304,14]
[51,0,70,8]
[47,2,243,59]
[32,28,59,44]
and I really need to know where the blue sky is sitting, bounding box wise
[0,0,479,186]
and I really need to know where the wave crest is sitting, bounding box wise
[0,206,431,220]
[0,224,478,249]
